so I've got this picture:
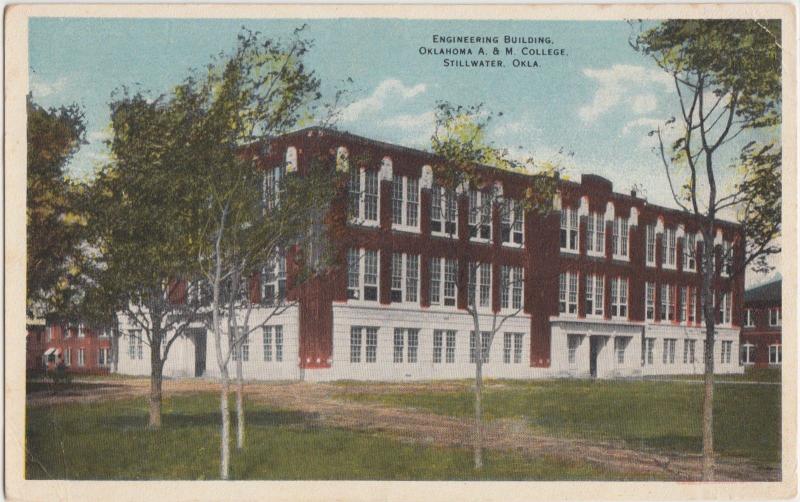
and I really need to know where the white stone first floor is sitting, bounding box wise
[114,305,743,381]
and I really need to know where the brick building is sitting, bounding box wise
[25,319,47,374]
[34,323,114,375]
[116,127,745,381]
[741,279,782,367]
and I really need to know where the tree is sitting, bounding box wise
[632,19,781,480]
[429,101,560,469]
[175,28,336,480]
[26,96,87,317]
[89,91,206,429]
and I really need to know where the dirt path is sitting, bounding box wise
[26,378,780,481]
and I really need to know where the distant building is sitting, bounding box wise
[741,279,782,367]
[115,128,746,381]
[26,318,47,374]
[34,323,114,374]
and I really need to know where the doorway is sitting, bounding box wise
[192,329,207,377]
[590,336,603,378]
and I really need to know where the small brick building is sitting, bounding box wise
[741,279,782,367]
[32,323,114,375]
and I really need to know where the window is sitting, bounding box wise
[78,324,85,338]
[663,339,676,364]
[47,327,53,342]
[721,241,733,277]
[501,266,524,310]
[643,338,655,365]
[719,292,732,325]
[433,330,457,364]
[585,274,604,317]
[262,164,286,211]
[78,348,85,367]
[350,326,378,363]
[231,327,249,362]
[560,207,579,252]
[128,330,143,360]
[391,253,419,303]
[687,287,696,324]
[645,282,655,321]
[586,212,605,256]
[501,199,524,245]
[568,335,582,365]
[614,337,629,365]
[720,341,733,364]
[430,258,458,307]
[433,330,443,363]
[468,263,492,308]
[468,189,492,241]
[393,328,419,363]
[347,248,379,301]
[610,277,628,319]
[470,331,491,364]
[744,309,755,327]
[261,253,286,306]
[446,331,456,363]
[612,217,629,259]
[348,168,379,225]
[431,183,458,237]
[262,326,283,362]
[684,340,696,364]
[65,348,71,367]
[769,308,781,326]
[391,176,420,230]
[98,348,111,367]
[503,333,524,364]
[559,272,579,315]
[683,234,696,271]
[769,344,781,364]
[646,225,656,266]
[660,284,675,322]
[662,228,676,267]
[741,343,755,364]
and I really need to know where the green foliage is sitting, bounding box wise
[26,97,87,316]
[25,392,652,480]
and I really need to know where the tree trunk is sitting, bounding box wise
[472,310,484,470]
[149,329,163,429]
[701,235,716,481]
[219,368,231,480]
[702,357,715,480]
[235,355,245,450]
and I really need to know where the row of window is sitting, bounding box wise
[62,347,112,367]
[45,325,97,341]
[743,307,782,327]
[560,208,629,259]
[348,170,525,246]
[640,338,734,366]
[558,273,628,319]
[127,327,285,363]
[741,343,782,364]
[350,326,525,365]
[348,248,524,310]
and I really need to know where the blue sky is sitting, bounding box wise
[28,17,779,285]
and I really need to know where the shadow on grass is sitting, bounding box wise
[26,380,127,396]
[104,409,320,430]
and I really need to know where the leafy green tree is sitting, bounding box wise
[633,19,781,480]
[430,101,561,470]
[26,96,87,317]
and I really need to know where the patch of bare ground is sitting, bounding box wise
[26,378,780,481]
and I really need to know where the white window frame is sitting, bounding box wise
[720,340,733,364]
[643,337,655,365]
[503,332,524,364]
[262,164,286,213]
[347,248,379,302]
[744,309,755,327]
[262,325,283,362]
[662,228,676,269]
[741,343,755,364]
[430,257,458,307]
[660,284,676,322]
[128,330,143,360]
[610,277,628,320]
[391,175,420,232]
[769,308,781,326]
[430,183,458,238]
[683,233,696,272]
[645,282,655,321]
[568,334,582,366]
[261,253,286,306]
[663,338,676,364]
[769,344,782,364]
[560,207,579,253]
[683,339,696,364]
[350,326,378,363]
[393,328,420,364]
[500,265,524,311]
[501,199,524,247]
[721,241,733,277]
[65,347,71,367]
[585,274,604,318]
[433,330,457,364]
[559,272,579,316]
[469,331,491,364]
[720,292,732,326]
[614,337,629,365]
[78,324,85,338]
[612,217,629,260]
[586,212,605,257]
[77,348,86,367]
[348,168,380,227]
[391,253,419,304]
[646,225,656,267]
[468,189,492,242]
[468,262,492,309]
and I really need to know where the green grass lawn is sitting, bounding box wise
[647,367,781,383]
[25,392,653,480]
[340,378,781,465]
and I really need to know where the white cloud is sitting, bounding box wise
[632,94,658,114]
[621,117,663,136]
[340,79,427,123]
[382,111,436,147]
[578,64,672,123]
[29,75,69,98]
